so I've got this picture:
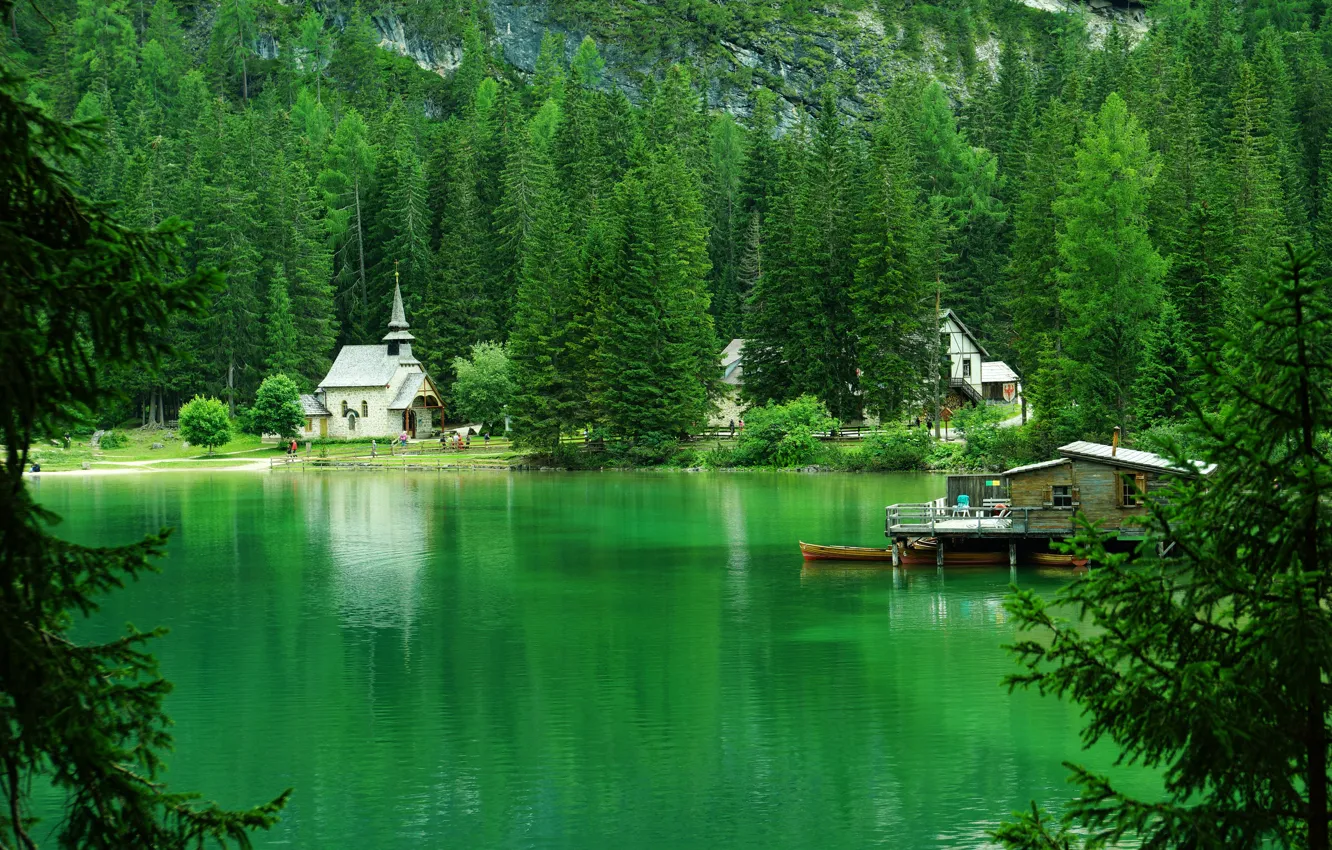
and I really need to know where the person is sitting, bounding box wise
[63,431,71,450]
[484,432,490,448]
[465,434,471,449]
[729,419,735,437]
[738,418,744,432]
[371,439,378,458]
[399,431,408,448]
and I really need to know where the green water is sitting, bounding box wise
[34,471,1151,849]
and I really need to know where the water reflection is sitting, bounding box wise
[34,471,1156,850]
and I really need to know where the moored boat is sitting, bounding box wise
[1029,551,1090,568]
[899,541,1008,566]
[799,541,896,561]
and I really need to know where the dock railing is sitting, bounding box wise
[885,501,1044,536]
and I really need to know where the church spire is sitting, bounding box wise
[387,264,409,331]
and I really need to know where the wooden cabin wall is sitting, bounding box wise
[947,475,1006,507]
[1007,465,1073,507]
[1069,461,1149,531]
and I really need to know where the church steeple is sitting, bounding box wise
[382,264,418,363]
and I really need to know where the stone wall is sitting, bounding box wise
[324,388,400,438]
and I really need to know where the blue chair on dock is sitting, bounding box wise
[952,494,971,517]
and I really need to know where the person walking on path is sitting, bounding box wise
[729,419,735,438]
[484,433,490,449]
[371,439,377,458]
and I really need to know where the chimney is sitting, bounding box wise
[1112,426,1120,457]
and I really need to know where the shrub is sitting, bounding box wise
[178,396,232,455]
[451,342,512,429]
[248,374,304,439]
[736,395,837,467]
[612,432,680,466]
[860,427,932,471]
[699,445,739,468]
[97,430,128,450]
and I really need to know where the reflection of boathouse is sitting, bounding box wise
[885,439,1216,565]
[300,282,443,440]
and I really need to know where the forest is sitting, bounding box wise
[3,0,1328,453]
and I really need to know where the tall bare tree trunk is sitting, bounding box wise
[354,177,368,320]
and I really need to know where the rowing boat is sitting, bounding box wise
[1029,552,1089,568]
[799,541,896,561]
[798,540,1009,566]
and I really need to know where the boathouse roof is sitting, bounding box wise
[1057,441,1216,477]
[1003,457,1070,477]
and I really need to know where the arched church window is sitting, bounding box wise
[341,400,348,416]
[361,400,368,417]
[346,412,356,432]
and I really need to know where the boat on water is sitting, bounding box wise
[1029,551,1089,568]
[898,539,1008,566]
[799,541,895,561]
[799,540,1008,566]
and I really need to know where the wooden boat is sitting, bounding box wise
[799,540,1007,566]
[1029,551,1090,568]
[899,541,1007,566]
[799,541,896,562]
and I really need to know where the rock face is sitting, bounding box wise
[348,0,1148,122]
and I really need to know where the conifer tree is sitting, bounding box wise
[319,108,376,342]
[1131,300,1195,429]
[264,273,303,382]
[852,107,931,421]
[1053,93,1164,434]
[707,113,746,340]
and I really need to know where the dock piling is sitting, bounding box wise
[936,540,944,567]
[891,540,900,567]
[1009,542,1017,567]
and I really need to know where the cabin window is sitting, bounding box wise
[1120,472,1147,506]
[361,400,369,417]
[1052,485,1072,508]
[963,358,972,378]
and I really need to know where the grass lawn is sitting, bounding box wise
[25,427,286,471]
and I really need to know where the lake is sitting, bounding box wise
[34,470,1151,849]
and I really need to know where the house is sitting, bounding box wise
[1000,440,1215,535]
[940,309,986,405]
[980,360,1020,405]
[300,282,444,440]
[710,339,747,428]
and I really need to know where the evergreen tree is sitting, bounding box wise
[264,274,302,381]
[707,112,746,340]
[852,107,932,421]
[1053,93,1165,435]
[1131,300,1195,429]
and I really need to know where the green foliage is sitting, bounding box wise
[178,395,233,454]
[994,248,1332,849]
[858,427,933,471]
[0,30,287,845]
[248,374,304,440]
[451,341,514,427]
[734,395,836,467]
[98,429,129,449]
[950,403,1011,469]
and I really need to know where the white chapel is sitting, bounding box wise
[298,282,444,440]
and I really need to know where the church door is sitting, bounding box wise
[405,410,417,438]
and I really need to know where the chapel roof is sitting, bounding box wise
[388,372,429,410]
[319,346,403,388]
[300,394,332,416]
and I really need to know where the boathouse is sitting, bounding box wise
[885,439,1215,564]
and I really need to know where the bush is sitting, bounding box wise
[178,396,232,455]
[736,395,837,467]
[609,432,680,466]
[248,374,304,439]
[860,427,932,471]
[97,430,128,450]
[699,445,739,468]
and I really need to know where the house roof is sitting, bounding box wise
[940,309,988,358]
[720,339,745,385]
[388,372,428,410]
[319,345,402,388]
[1058,441,1216,477]
[300,394,331,416]
[1003,457,1070,477]
[981,360,1019,384]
